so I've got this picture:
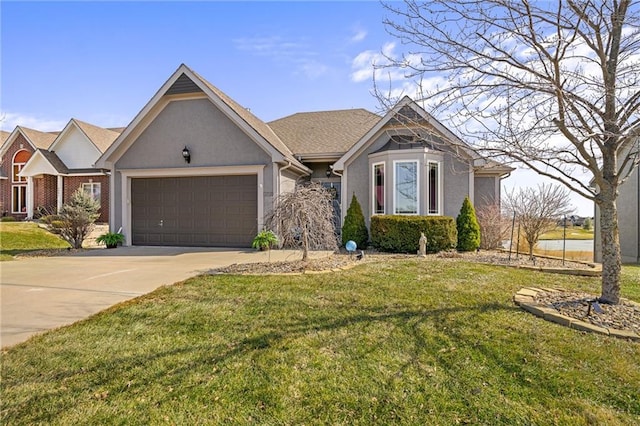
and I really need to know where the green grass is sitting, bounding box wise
[540,226,594,240]
[0,222,69,260]
[2,261,639,425]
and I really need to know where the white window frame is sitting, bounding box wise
[393,160,419,215]
[427,161,442,215]
[12,150,28,183]
[82,182,101,204]
[12,185,27,213]
[372,162,385,215]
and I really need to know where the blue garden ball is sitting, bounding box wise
[345,240,357,252]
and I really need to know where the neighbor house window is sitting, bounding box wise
[12,186,27,213]
[11,150,30,213]
[428,161,440,215]
[394,160,418,214]
[82,182,101,203]
[373,162,385,214]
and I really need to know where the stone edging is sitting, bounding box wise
[514,287,640,341]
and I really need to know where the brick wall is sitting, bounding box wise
[0,134,34,219]
[62,175,110,223]
[33,174,58,216]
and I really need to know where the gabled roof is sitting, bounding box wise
[0,126,58,157]
[268,109,380,159]
[48,118,121,157]
[19,148,109,177]
[73,119,121,153]
[97,64,309,173]
[333,96,512,176]
[0,130,10,144]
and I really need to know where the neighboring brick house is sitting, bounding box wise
[0,120,121,223]
[0,127,58,219]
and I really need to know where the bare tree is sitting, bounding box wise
[504,184,574,259]
[266,182,338,261]
[378,0,640,303]
[475,202,509,250]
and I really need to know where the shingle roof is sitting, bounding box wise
[73,119,122,153]
[268,109,380,156]
[0,130,10,144]
[38,149,69,174]
[189,67,303,168]
[18,126,58,150]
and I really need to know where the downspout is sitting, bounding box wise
[329,165,345,231]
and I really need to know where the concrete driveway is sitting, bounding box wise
[1,247,320,349]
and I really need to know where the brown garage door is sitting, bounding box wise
[131,175,257,247]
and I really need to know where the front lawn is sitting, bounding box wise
[1,260,639,425]
[0,222,69,260]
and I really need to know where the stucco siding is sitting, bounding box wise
[594,164,639,264]
[618,165,639,263]
[442,155,470,217]
[474,176,498,208]
[54,127,101,169]
[116,99,272,169]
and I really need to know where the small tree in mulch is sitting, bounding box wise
[46,188,100,249]
[266,182,338,261]
[342,194,368,249]
[456,196,481,252]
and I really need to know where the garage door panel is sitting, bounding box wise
[131,175,257,247]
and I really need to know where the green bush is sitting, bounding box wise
[456,197,481,252]
[1,216,16,222]
[583,217,593,231]
[341,194,368,248]
[370,215,457,253]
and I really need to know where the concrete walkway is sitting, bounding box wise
[1,247,328,349]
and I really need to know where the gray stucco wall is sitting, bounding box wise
[442,154,470,218]
[594,164,639,264]
[474,176,498,208]
[111,98,274,233]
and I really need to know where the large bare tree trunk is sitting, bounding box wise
[599,195,621,304]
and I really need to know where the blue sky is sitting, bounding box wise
[0,1,594,215]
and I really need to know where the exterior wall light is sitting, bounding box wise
[326,166,332,177]
[182,146,191,164]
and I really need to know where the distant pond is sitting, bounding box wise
[536,239,594,252]
[504,239,594,252]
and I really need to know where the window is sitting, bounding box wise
[82,182,101,204]
[373,163,385,214]
[12,185,27,213]
[394,161,418,214]
[428,161,440,215]
[12,150,30,183]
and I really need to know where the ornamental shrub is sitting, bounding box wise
[342,194,368,249]
[456,197,481,251]
[46,188,100,249]
[370,215,457,253]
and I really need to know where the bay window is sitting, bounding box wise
[394,160,418,214]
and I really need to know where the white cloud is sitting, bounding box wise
[350,28,367,43]
[233,35,330,79]
[298,61,329,80]
[350,42,398,83]
[0,112,67,132]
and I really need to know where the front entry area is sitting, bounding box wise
[131,175,257,247]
